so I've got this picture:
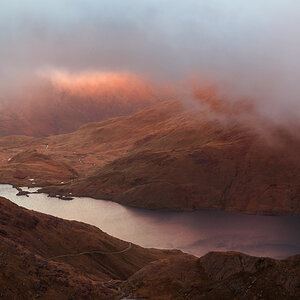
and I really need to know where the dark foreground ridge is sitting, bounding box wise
[0,196,299,299]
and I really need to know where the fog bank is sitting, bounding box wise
[0,1,300,123]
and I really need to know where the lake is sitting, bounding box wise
[1,184,299,259]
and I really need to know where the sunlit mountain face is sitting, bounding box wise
[49,71,150,97]
[0,71,171,136]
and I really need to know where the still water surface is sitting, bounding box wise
[1,184,299,259]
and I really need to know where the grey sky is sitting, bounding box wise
[0,0,300,120]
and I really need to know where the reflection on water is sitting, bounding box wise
[1,184,299,259]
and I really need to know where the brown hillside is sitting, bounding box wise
[42,100,300,214]
[0,100,299,214]
[0,196,298,299]
[0,196,182,299]
[123,251,300,299]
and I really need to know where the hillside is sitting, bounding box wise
[0,72,161,137]
[0,196,182,299]
[44,100,300,215]
[0,196,298,299]
[0,100,299,214]
[122,251,300,299]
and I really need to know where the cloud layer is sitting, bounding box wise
[0,1,300,123]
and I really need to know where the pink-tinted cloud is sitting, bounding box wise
[0,1,300,126]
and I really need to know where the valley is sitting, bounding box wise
[1,1,300,298]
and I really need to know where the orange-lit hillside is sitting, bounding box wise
[0,71,165,137]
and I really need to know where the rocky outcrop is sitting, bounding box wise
[123,252,300,299]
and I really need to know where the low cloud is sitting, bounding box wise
[0,1,299,126]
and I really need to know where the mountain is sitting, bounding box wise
[0,100,300,214]
[0,73,161,137]
[0,196,182,299]
[122,252,300,300]
[0,196,298,299]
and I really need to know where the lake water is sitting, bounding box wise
[1,184,299,259]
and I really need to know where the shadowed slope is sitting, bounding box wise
[0,196,179,281]
[0,196,183,299]
[122,251,300,299]
[0,196,298,299]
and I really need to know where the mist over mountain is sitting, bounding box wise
[0,0,300,129]
[0,2,299,298]
[0,72,165,136]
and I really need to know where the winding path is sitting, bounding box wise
[48,242,132,260]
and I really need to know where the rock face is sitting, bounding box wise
[123,252,300,300]
[0,237,117,300]
[0,100,300,214]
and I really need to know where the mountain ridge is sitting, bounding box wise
[0,100,299,215]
